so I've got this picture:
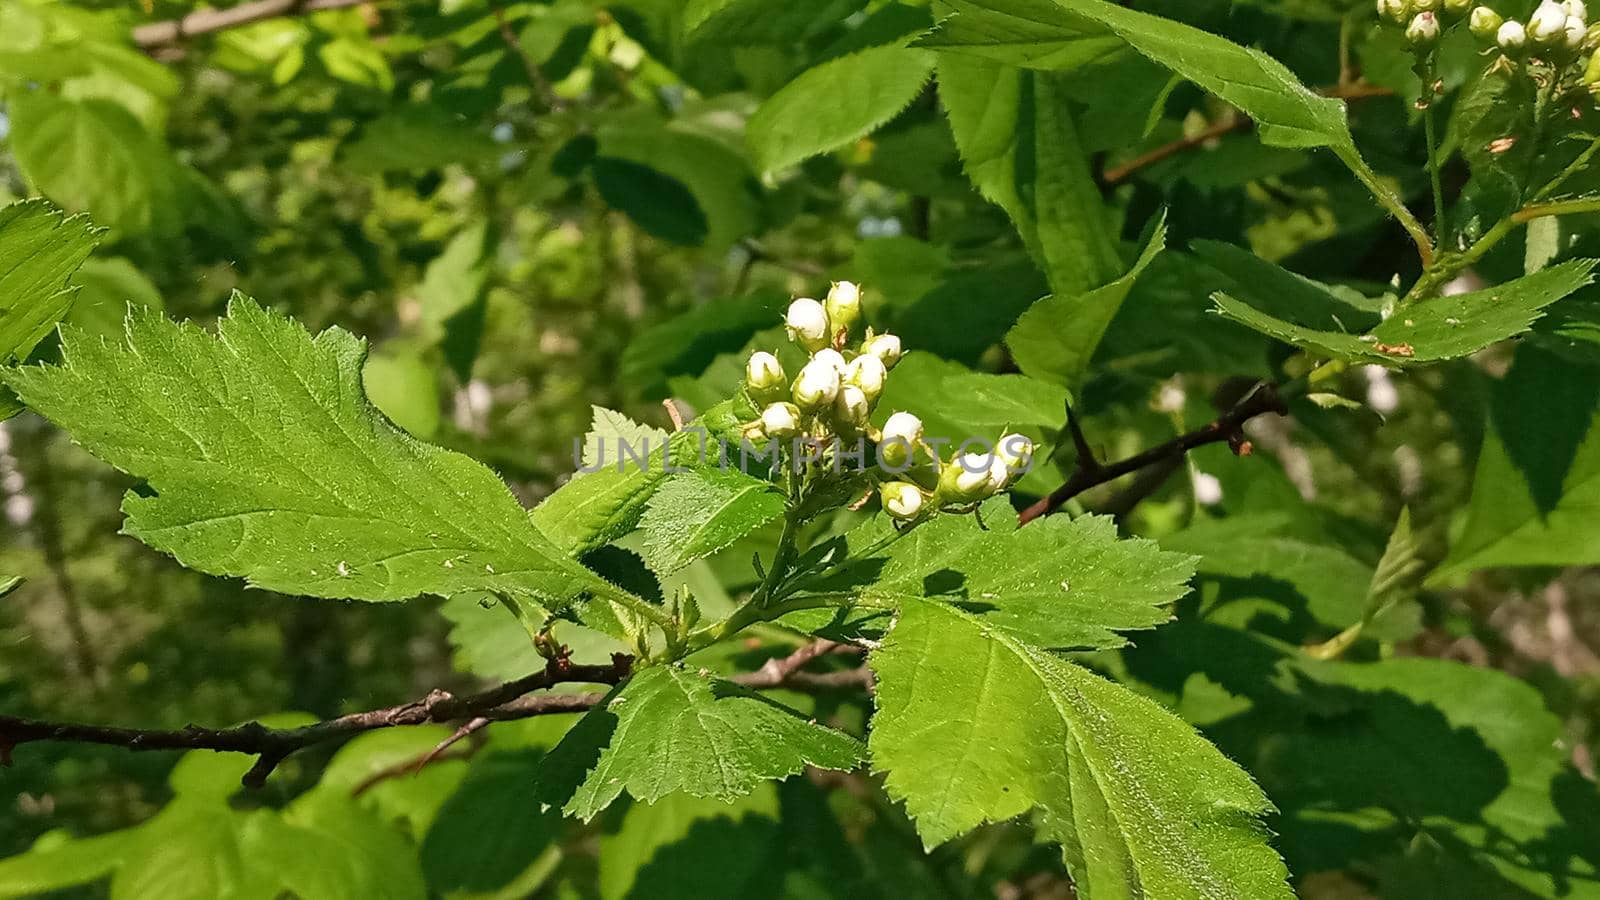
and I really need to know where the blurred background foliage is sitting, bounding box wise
[1,0,1599,896]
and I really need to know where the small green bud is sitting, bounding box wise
[862,333,903,369]
[824,281,861,332]
[1498,18,1529,49]
[792,357,841,411]
[759,402,801,438]
[1586,48,1600,82]
[879,411,923,469]
[1407,11,1442,45]
[834,385,871,429]
[879,481,925,521]
[938,453,998,505]
[1531,1,1570,43]
[1444,0,1472,16]
[785,298,830,352]
[844,354,887,401]
[1378,0,1410,22]
[1470,6,1504,37]
[744,351,787,403]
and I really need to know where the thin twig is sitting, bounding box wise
[1018,383,1289,525]
[0,656,631,786]
[134,0,374,48]
[1,642,871,787]
[491,6,562,109]
[1102,82,1394,186]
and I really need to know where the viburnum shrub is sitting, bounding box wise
[5,0,1600,897]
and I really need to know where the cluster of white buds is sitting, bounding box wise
[741,280,1036,525]
[1471,1,1599,55]
[1378,0,1467,47]
[1468,0,1600,91]
[745,281,902,442]
[878,430,1033,523]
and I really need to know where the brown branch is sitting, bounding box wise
[491,5,561,110]
[1,641,873,789]
[0,655,631,787]
[1102,83,1395,186]
[134,0,377,48]
[1018,382,1289,525]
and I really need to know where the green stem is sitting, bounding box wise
[1337,147,1435,268]
[1533,136,1600,201]
[1423,100,1447,244]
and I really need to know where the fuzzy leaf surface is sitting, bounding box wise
[869,598,1292,897]
[5,296,634,608]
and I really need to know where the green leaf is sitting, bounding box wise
[341,103,501,172]
[1214,261,1599,365]
[746,45,937,174]
[421,751,563,894]
[937,57,1122,294]
[1280,657,1600,896]
[1449,66,1537,217]
[537,665,865,820]
[362,349,442,440]
[921,0,1354,153]
[869,598,1291,896]
[1440,346,1600,575]
[683,0,865,46]
[620,292,787,394]
[0,830,133,898]
[4,295,637,609]
[934,372,1069,427]
[1006,214,1166,386]
[599,787,782,900]
[416,220,492,342]
[111,801,256,900]
[246,794,427,900]
[0,198,101,420]
[832,499,1196,650]
[65,256,163,338]
[639,469,785,574]
[598,114,760,254]
[7,94,177,235]
[593,156,710,247]
[1162,514,1377,631]
[530,400,745,556]
[582,406,670,471]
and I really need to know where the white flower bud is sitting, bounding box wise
[1406,11,1441,44]
[844,354,887,400]
[985,456,1014,494]
[785,298,830,352]
[824,281,861,331]
[1378,0,1409,22]
[939,452,998,503]
[880,481,925,521]
[862,333,903,369]
[1497,18,1528,48]
[760,402,801,438]
[1531,1,1569,41]
[744,351,787,402]
[835,385,871,428]
[792,356,841,410]
[812,348,846,373]
[1470,6,1504,37]
[879,411,923,468]
[996,433,1034,472]
[1565,0,1588,20]
[1566,14,1588,44]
